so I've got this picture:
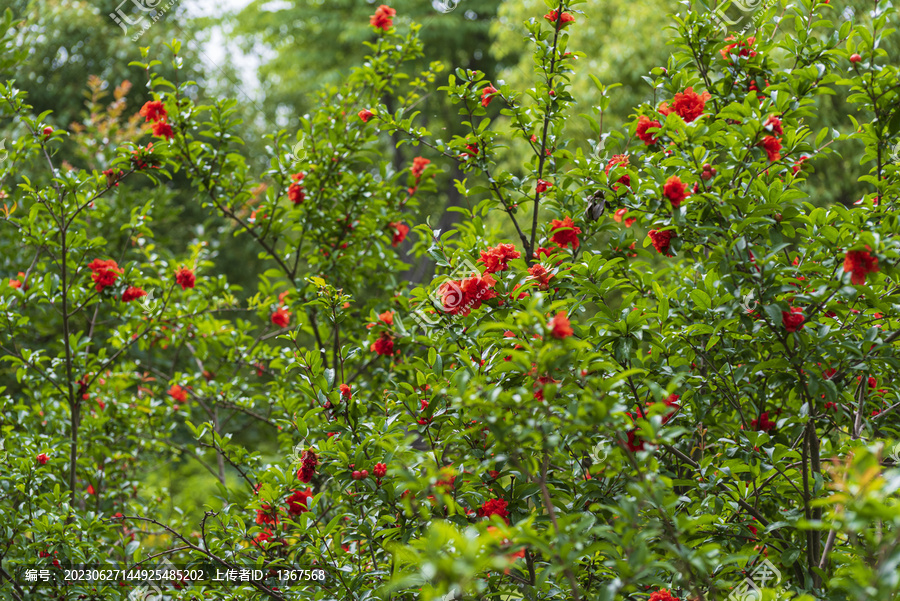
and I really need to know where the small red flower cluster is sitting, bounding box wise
[408,156,430,196]
[369,5,396,31]
[605,154,631,189]
[478,243,521,274]
[663,175,688,208]
[720,35,757,61]
[271,290,291,327]
[843,246,879,285]
[481,85,498,107]
[649,229,675,256]
[782,306,805,332]
[636,116,662,145]
[549,216,581,250]
[549,312,573,339]
[175,267,195,290]
[389,222,409,247]
[750,411,776,432]
[478,498,510,524]
[168,384,188,405]
[439,273,498,317]
[543,9,575,28]
[288,173,306,205]
[139,100,173,140]
[659,87,711,123]
[369,310,396,356]
[358,109,375,122]
[121,286,147,302]
[88,259,123,292]
[298,449,318,483]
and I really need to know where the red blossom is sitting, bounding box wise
[286,489,313,516]
[663,175,688,208]
[389,222,409,247]
[649,589,681,601]
[750,411,776,432]
[478,243,521,274]
[669,87,711,122]
[339,384,352,400]
[438,273,498,316]
[782,306,805,332]
[36,453,49,465]
[549,312,574,339]
[369,4,396,31]
[271,307,291,328]
[605,154,631,188]
[175,267,195,290]
[121,286,147,302]
[843,247,879,285]
[543,10,575,28]
[549,216,582,250]
[168,384,188,403]
[88,259,123,292]
[765,114,784,136]
[373,462,387,478]
[371,333,395,356]
[527,264,552,290]
[648,229,675,255]
[139,100,167,123]
[720,35,757,61]
[478,498,511,524]
[760,136,782,162]
[535,179,552,194]
[481,85,498,107]
[151,120,173,140]
[288,173,306,205]
[358,109,375,122]
[613,208,635,227]
[411,156,430,179]
[636,115,662,145]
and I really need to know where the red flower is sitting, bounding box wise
[288,173,306,205]
[389,222,409,247]
[373,462,387,478]
[478,498,510,524]
[87,484,95,495]
[782,306,805,332]
[663,175,688,208]
[298,449,318,483]
[254,528,273,545]
[649,589,680,601]
[139,100,167,123]
[649,229,675,255]
[604,154,631,188]
[750,411,776,432]
[544,10,575,28]
[625,428,645,452]
[549,216,582,250]
[636,116,662,145]
[168,384,188,403]
[88,259,123,292]
[535,179,552,194]
[613,208,635,227]
[36,453,49,465]
[438,273,498,316]
[760,136,782,162]
[843,247,879,285]
[286,489,313,516]
[151,120,173,140]
[411,156,430,179]
[478,243,521,274]
[9,271,25,289]
[271,307,291,328]
[527,264,552,290]
[256,505,279,525]
[175,267,195,290]
[370,4,396,31]
[719,35,757,61]
[792,155,809,175]
[549,312,574,339]
[121,286,147,302]
[358,109,375,122]
[339,384,352,401]
[765,114,784,136]
[669,87,711,123]
[371,333,394,356]
[481,85,498,107]
[377,310,394,326]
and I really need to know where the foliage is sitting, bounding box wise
[2,0,900,600]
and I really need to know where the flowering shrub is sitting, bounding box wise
[2,1,900,600]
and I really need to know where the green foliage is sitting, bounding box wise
[2,1,900,600]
